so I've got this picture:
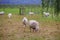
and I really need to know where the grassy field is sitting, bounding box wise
[0,8,19,14]
[0,14,60,40]
[0,7,60,40]
[0,7,45,15]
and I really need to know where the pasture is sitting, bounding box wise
[0,7,60,40]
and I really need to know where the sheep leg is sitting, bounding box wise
[24,25,26,32]
[33,29,35,32]
[34,29,38,32]
[30,27,32,32]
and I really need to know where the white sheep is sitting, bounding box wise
[29,20,39,32]
[43,12,46,14]
[29,12,34,15]
[22,17,39,32]
[0,11,4,15]
[8,13,12,19]
[43,12,50,17]
[22,17,28,27]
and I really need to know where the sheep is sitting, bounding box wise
[22,17,39,32]
[22,17,28,32]
[29,20,39,32]
[29,12,34,15]
[43,12,50,17]
[22,17,28,27]
[8,13,12,19]
[0,11,4,15]
[43,12,46,14]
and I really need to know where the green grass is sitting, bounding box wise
[0,8,19,14]
[0,7,60,22]
[0,7,42,15]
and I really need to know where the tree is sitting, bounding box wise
[41,0,45,16]
[54,0,60,17]
[46,0,50,12]
[42,0,50,12]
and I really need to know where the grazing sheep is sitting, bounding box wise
[43,12,50,17]
[43,12,46,14]
[29,12,34,15]
[22,17,28,27]
[0,11,4,15]
[29,20,39,32]
[22,17,39,32]
[8,13,12,19]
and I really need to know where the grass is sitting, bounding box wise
[0,8,19,14]
[0,7,42,15]
[0,14,60,40]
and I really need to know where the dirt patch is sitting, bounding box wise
[0,15,60,40]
